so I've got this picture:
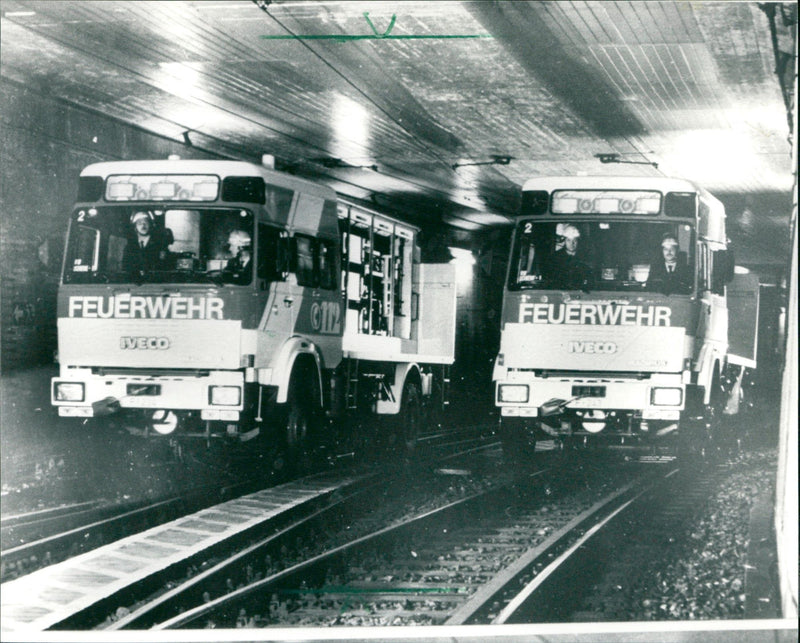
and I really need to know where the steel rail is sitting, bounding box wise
[151,461,666,629]
[148,467,556,629]
[0,470,368,632]
[106,478,385,630]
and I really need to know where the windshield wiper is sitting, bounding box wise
[203,270,225,287]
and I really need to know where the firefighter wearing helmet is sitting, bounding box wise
[122,211,168,273]
[224,230,253,284]
[547,223,592,289]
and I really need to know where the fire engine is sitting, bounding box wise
[51,156,456,462]
[493,176,759,457]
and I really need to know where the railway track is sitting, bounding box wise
[0,470,283,582]
[3,432,700,633]
[125,454,658,629]
[549,463,734,623]
[0,470,370,631]
[0,417,495,574]
[1,500,104,536]
[0,428,500,632]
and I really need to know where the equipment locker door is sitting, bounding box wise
[414,263,457,363]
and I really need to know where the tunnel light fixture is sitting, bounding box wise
[448,247,476,265]
[309,157,378,172]
[449,247,476,287]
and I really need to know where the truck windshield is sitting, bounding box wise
[508,220,696,294]
[63,206,256,285]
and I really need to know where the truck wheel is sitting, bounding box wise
[280,374,319,473]
[285,388,309,452]
[395,380,422,456]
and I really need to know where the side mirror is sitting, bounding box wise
[711,249,735,294]
[38,239,51,268]
[38,235,65,273]
[724,247,735,283]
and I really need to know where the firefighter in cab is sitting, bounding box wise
[123,211,169,273]
[224,229,253,285]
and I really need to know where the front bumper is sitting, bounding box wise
[52,367,244,420]
[494,371,685,422]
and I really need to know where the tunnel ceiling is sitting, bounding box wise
[1,0,795,266]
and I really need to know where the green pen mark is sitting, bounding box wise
[261,12,492,41]
[363,12,396,38]
[281,585,465,594]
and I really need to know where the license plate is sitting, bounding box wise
[126,384,161,396]
[572,385,606,397]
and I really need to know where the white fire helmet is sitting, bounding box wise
[228,229,252,250]
[661,235,679,248]
[130,211,152,224]
[561,224,580,240]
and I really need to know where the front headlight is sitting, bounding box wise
[54,382,85,402]
[651,387,683,406]
[209,385,241,406]
[498,384,529,403]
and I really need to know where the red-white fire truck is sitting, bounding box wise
[51,156,456,460]
[493,175,759,457]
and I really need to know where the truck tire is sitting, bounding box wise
[285,386,309,451]
[280,368,319,473]
[394,379,422,457]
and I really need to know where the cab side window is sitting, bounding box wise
[318,239,339,290]
[291,234,339,289]
[257,224,285,281]
[293,234,316,287]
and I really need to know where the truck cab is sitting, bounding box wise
[493,176,757,457]
[51,157,456,462]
